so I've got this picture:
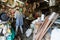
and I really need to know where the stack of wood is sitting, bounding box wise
[33,12,59,40]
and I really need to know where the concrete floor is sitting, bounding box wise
[22,34,33,40]
[14,30,33,40]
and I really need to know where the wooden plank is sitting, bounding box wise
[39,14,59,40]
[33,13,59,40]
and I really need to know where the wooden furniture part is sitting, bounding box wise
[33,13,59,40]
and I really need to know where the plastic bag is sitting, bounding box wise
[25,29,32,37]
[51,27,60,40]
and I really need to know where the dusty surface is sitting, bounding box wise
[22,34,33,40]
